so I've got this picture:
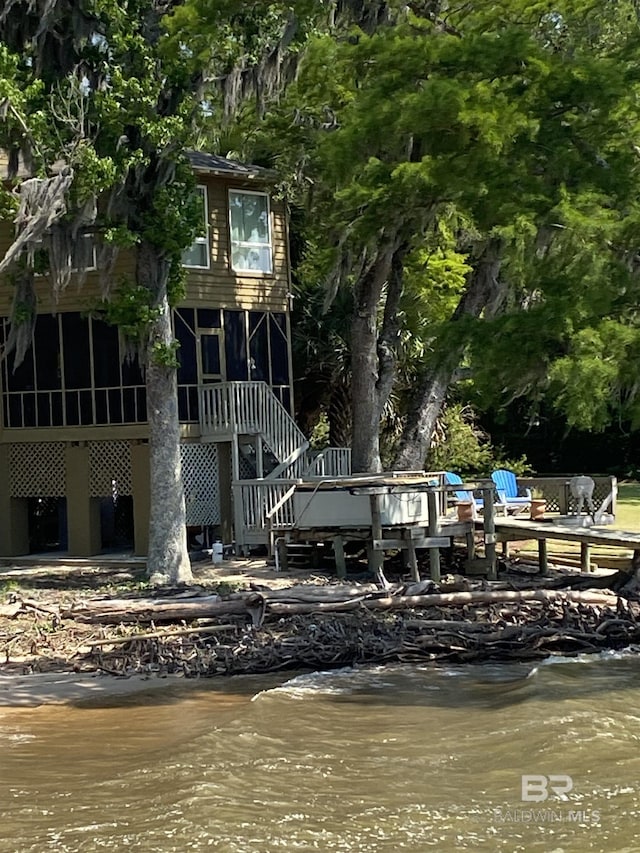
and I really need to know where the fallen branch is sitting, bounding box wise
[265,589,622,616]
[64,587,626,624]
[88,624,239,646]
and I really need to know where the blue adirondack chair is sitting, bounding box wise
[444,472,484,517]
[491,469,531,514]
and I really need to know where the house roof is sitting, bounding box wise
[185,150,274,181]
[0,149,274,182]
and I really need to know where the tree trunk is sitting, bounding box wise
[350,237,404,472]
[328,379,352,448]
[138,241,192,585]
[394,238,505,470]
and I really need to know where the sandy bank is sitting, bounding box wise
[0,670,192,708]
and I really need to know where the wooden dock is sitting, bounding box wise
[274,476,496,582]
[272,473,634,581]
[494,518,640,574]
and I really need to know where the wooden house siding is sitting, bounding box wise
[185,179,290,311]
[0,154,297,558]
[0,175,290,314]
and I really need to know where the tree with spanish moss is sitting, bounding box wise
[0,0,319,582]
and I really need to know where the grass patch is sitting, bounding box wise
[614,481,640,532]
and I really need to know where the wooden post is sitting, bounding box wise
[482,484,497,580]
[427,489,441,583]
[581,542,591,573]
[466,530,476,562]
[538,538,548,576]
[405,532,419,582]
[276,537,289,572]
[560,481,570,515]
[333,534,346,579]
[369,493,384,576]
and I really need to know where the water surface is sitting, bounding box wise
[1,653,639,852]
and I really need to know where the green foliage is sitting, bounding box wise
[0,188,18,220]
[308,412,330,449]
[257,0,640,454]
[94,280,160,343]
[426,404,531,478]
[547,320,640,430]
[150,339,180,369]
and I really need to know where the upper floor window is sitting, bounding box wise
[72,235,97,272]
[229,190,272,274]
[33,234,96,275]
[182,185,210,269]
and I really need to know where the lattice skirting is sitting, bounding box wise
[181,443,220,526]
[9,440,222,527]
[89,441,133,497]
[10,442,66,497]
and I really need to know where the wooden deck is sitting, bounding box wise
[272,475,630,581]
[494,518,640,574]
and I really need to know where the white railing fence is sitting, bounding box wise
[304,447,352,477]
[232,479,298,548]
[200,383,354,547]
[199,382,308,469]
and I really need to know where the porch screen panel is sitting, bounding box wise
[224,310,248,380]
[249,312,269,381]
[61,314,90,388]
[35,315,61,390]
[175,308,198,385]
[121,352,144,387]
[269,313,289,385]
[92,321,120,387]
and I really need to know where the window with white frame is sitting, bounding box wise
[229,189,272,274]
[71,235,97,271]
[182,185,210,268]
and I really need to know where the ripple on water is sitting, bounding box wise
[1,653,640,852]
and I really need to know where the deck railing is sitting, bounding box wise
[232,478,298,547]
[304,447,352,477]
[519,476,617,516]
[199,381,308,471]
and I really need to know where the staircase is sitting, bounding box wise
[200,381,309,477]
[199,382,351,548]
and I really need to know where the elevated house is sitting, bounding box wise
[0,151,349,558]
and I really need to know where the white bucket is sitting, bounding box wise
[212,541,224,564]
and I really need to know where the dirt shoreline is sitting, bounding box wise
[0,556,337,707]
[1,555,639,708]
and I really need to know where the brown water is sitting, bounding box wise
[1,653,640,853]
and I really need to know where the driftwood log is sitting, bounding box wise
[61,587,625,624]
[4,568,640,678]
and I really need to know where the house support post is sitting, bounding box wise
[217,442,234,544]
[482,484,497,580]
[427,489,440,583]
[131,442,150,556]
[0,445,29,556]
[66,444,101,557]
